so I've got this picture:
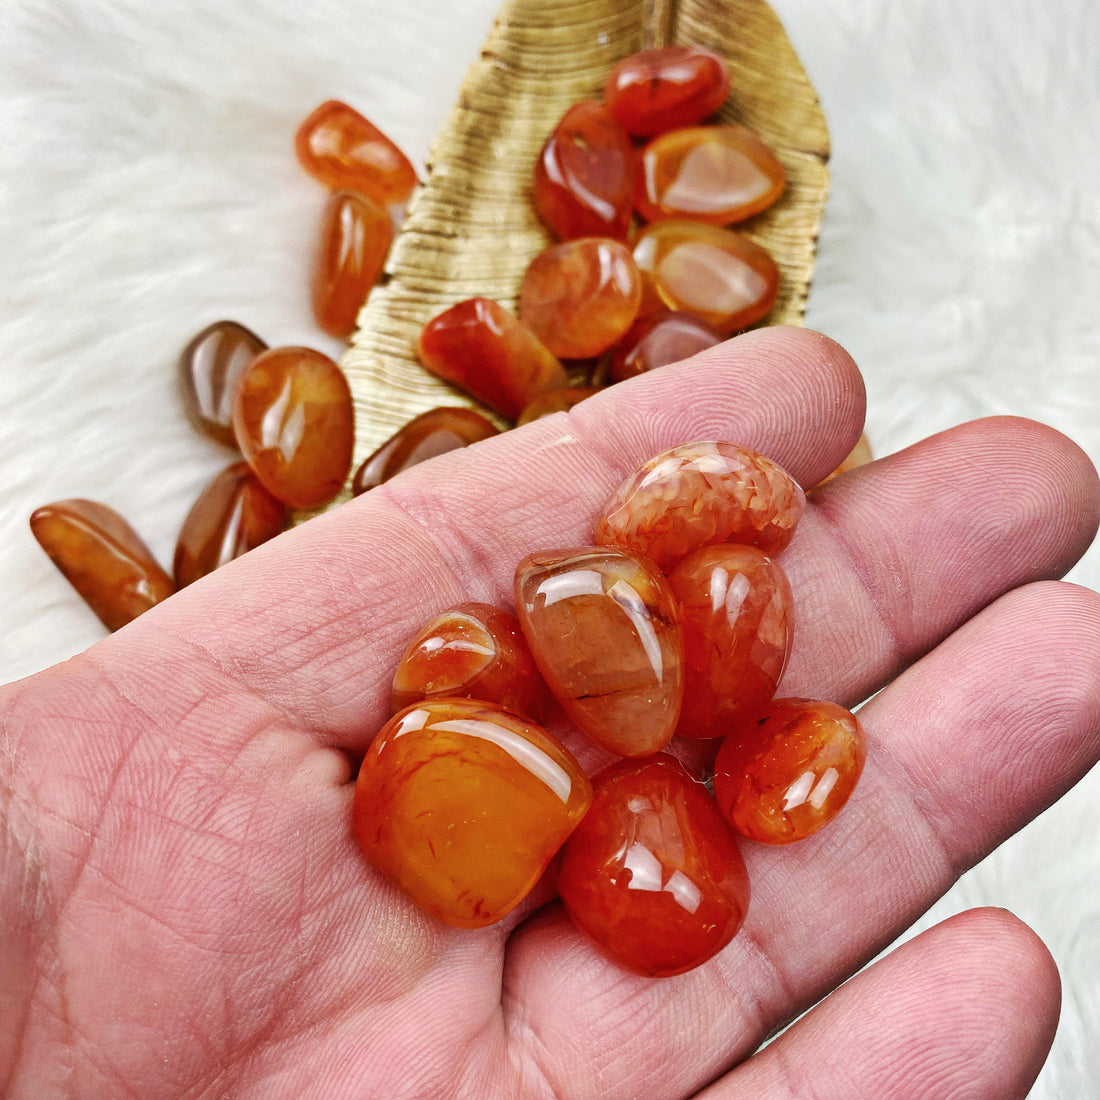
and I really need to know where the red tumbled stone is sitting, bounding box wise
[608,310,724,383]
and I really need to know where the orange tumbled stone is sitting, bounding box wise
[668,545,793,739]
[533,100,635,241]
[604,45,731,137]
[519,238,642,359]
[632,220,779,333]
[608,310,724,383]
[232,346,354,508]
[353,698,592,928]
[713,698,867,844]
[634,125,785,226]
[417,298,567,421]
[173,461,287,588]
[312,190,393,338]
[514,547,683,757]
[30,500,175,631]
[295,99,417,205]
[351,406,500,496]
[557,755,750,977]
[390,602,552,719]
[595,440,805,571]
[515,386,601,426]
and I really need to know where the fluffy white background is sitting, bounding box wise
[0,0,1097,1093]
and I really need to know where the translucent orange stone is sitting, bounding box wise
[608,310,724,383]
[173,461,287,588]
[557,755,750,977]
[515,386,601,426]
[353,698,592,928]
[604,45,731,137]
[390,602,552,720]
[29,500,175,631]
[594,441,805,572]
[232,346,354,508]
[634,125,785,225]
[178,320,267,447]
[713,698,867,844]
[514,547,683,757]
[632,220,779,333]
[533,100,635,241]
[417,298,567,420]
[815,432,873,487]
[295,99,417,205]
[519,238,643,359]
[312,190,393,338]
[668,545,793,739]
[351,406,500,496]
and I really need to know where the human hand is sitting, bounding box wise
[2,326,1098,1099]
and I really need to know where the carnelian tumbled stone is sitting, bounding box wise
[312,190,393,338]
[557,755,750,977]
[515,386,601,426]
[417,298,567,421]
[608,310,724,383]
[351,406,500,495]
[519,238,643,359]
[533,100,634,241]
[668,545,793,739]
[353,698,592,928]
[390,602,552,719]
[232,346,354,508]
[595,441,805,571]
[632,220,779,333]
[30,500,175,631]
[173,461,287,588]
[713,698,867,844]
[295,99,417,205]
[178,320,267,447]
[514,547,683,757]
[634,125,785,226]
[604,45,731,137]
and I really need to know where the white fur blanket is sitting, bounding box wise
[0,0,1096,1093]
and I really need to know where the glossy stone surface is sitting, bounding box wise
[29,500,175,631]
[313,190,393,338]
[514,547,683,757]
[295,99,417,205]
[390,602,552,719]
[232,346,354,508]
[417,298,567,420]
[173,461,287,588]
[557,755,750,976]
[668,545,793,739]
[515,386,601,426]
[351,406,500,496]
[632,220,779,333]
[533,100,634,241]
[635,125,785,225]
[608,310,724,383]
[178,320,267,447]
[604,45,731,137]
[713,698,867,844]
[595,441,805,571]
[519,238,643,359]
[353,698,592,928]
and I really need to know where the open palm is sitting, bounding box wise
[3,327,1098,1100]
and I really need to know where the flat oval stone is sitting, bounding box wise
[514,546,683,757]
[515,386,601,426]
[594,440,805,571]
[30,500,175,631]
[173,461,287,588]
[353,698,592,928]
[232,346,354,508]
[178,320,267,447]
[608,310,724,383]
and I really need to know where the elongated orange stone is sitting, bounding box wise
[595,441,805,572]
[514,547,683,757]
[353,698,592,928]
[515,386,601,426]
[608,310,724,383]
[30,500,175,631]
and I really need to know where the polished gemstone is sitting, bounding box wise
[557,755,750,977]
[353,698,592,928]
[608,310,724,383]
[514,546,683,757]
[515,386,601,426]
[29,500,175,631]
